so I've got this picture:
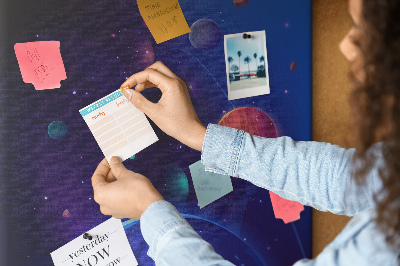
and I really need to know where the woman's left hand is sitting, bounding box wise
[91,156,164,220]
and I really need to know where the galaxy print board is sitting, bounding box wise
[0,0,312,265]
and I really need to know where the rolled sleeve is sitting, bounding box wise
[201,123,244,176]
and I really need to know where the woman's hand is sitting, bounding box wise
[91,156,164,220]
[120,61,207,152]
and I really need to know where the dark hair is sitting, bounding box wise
[348,0,400,260]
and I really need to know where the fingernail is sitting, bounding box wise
[120,84,130,92]
[124,89,133,100]
[110,156,122,165]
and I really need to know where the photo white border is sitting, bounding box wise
[224,30,270,100]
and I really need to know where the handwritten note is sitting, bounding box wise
[14,41,67,90]
[79,89,158,164]
[269,191,304,224]
[137,0,191,44]
[189,161,233,208]
[51,218,137,266]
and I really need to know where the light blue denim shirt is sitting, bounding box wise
[140,124,400,265]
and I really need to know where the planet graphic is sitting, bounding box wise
[160,166,189,204]
[123,214,267,265]
[47,121,67,139]
[189,19,221,51]
[219,107,277,138]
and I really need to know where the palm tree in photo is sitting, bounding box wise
[253,53,258,75]
[228,56,234,73]
[260,55,265,72]
[227,56,234,83]
[237,51,242,78]
[244,56,251,78]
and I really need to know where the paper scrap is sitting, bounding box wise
[269,191,304,224]
[189,161,233,208]
[290,61,297,71]
[79,89,158,164]
[51,218,138,266]
[137,0,191,44]
[14,41,67,90]
[233,0,249,7]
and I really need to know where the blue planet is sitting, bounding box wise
[123,214,267,265]
[189,19,221,51]
[47,121,67,139]
[161,166,189,204]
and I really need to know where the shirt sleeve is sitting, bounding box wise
[201,124,385,217]
[140,200,235,266]
[292,209,399,266]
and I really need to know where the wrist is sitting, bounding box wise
[185,123,206,152]
[139,195,165,219]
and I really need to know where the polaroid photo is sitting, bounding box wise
[224,30,270,100]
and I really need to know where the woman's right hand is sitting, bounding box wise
[120,61,207,152]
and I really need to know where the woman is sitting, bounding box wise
[91,0,400,264]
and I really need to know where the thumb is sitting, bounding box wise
[123,89,155,115]
[109,156,127,178]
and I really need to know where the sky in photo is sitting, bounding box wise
[226,32,266,73]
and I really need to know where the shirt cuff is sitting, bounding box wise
[201,124,245,176]
[140,200,192,260]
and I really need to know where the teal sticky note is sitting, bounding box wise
[189,161,233,208]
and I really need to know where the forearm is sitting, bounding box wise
[140,200,234,265]
[201,124,382,216]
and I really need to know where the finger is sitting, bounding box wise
[100,206,111,215]
[146,61,178,79]
[122,89,158,116]
[91,158,111,189]
[134,61,180,92]
[120,68,173,94]
[135,81,156,92]
[109,156,129,179]
[105,169,116,183]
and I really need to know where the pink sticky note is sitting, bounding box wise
[14,41,67,90]
[269,191,304,224]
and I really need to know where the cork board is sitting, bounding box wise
[312,0,353,258]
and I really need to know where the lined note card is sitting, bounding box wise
[79,89,158,163]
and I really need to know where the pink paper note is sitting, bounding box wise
[269,191,304,224]
[14,41,67,90]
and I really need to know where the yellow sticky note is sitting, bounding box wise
[137,0,191,44]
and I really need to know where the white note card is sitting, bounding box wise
[79,89,158,163]
[51,218,137,266]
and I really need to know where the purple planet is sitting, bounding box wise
[189,19,221,51]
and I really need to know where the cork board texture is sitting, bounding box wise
[312,0,353,258]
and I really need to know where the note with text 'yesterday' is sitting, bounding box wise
[51,218,137,266]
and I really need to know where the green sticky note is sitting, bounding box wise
[189,161,233,208]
